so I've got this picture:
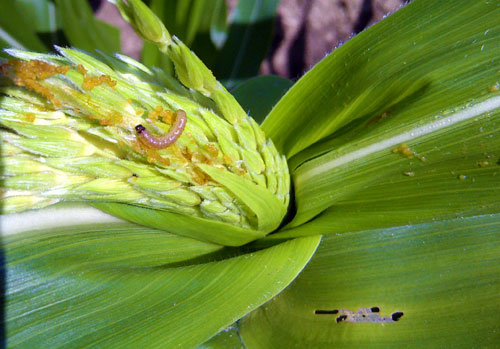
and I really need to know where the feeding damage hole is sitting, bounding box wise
[315,307,404,323]
[314,310,339,315]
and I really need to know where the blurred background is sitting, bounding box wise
[0,0,411,122]
[92,0,407,80]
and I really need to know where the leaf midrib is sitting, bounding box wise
[296,94,500,185]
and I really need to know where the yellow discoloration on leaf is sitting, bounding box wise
[392,143,426,162]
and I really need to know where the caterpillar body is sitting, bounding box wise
[135,109,187,149]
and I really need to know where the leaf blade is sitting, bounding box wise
[0,1,47,52]
[93,202,266,247]
[241,214,500,347]
[6,221,321,347]
[55,0,121,54]
[270,0,500,228]
[214,0,280,89]
[284,93,500,231]
[263,0,500,158]
[232,75,294,124]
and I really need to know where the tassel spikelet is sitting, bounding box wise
[0,12,289,234]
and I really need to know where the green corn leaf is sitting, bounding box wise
[13,0,67,49]
[209,0,228,49]
[0,1,47,52]
[214,0,280,89]
[277,94,500,235]
[55,0,121,54]
[198,163,286,233]
[3,0,500,346]
[183,0,215,46]
[93,202,265,246]
[187,0,228,67]
[198,324,244,348]
[240,214,500,347]
[4,207,321,347]
[121,0,277,90]
[139,0,175,73]
[140,0,228,73]
[1,204,222,265]
[232,75,294,124]
[262,0,500,159]
[141,41,174,75]
[265,0,500,228]
[14,0,59,33]
[145,0,224,46]
[139,0,273,91]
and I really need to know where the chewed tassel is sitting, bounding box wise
[136,109,187,148]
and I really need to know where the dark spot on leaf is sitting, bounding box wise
[132,173,138,177]
[392,312,404,321]
[315,309,338,315]
[370,306,380,313]
[336,315,348,323]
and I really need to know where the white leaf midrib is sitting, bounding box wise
[1,203,124,236]
[296,95,500,184]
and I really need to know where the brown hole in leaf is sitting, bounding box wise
[336,315,348,323]
[316,306,403,323]
[314,309,338,315]
[392,312,404,321]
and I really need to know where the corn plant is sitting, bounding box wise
[1,0,499,347]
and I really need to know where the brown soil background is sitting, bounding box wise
[96,0,408,81]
